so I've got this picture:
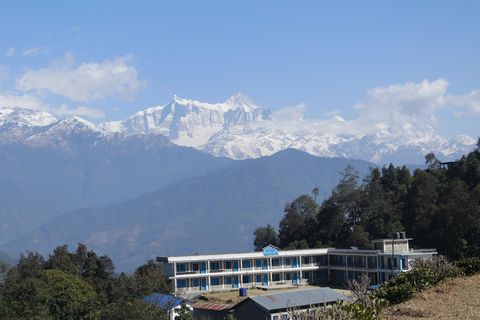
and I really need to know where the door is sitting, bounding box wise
[233,261,238,272]
[293,272,297,284]
[201,278,206,290]
[293,258,297,268]
[234,276,239,288]
[201,263,206,274]
[263,274,268,286]
[263,259,268,270]
[193,279,199,288]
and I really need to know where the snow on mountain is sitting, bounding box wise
[1,93,476,165]
[99,94,475,164]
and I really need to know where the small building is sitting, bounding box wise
[157,235,436,295]
[191,301,233,320]
[142,293,194,320]
[231,287,348,320]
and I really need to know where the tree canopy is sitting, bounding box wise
[254,147,480,261]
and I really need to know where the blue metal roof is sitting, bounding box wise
[249,288,348,311]
[142,293,186,310]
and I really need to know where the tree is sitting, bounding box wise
[253,224,278,251]
[312,187,319,202]
[175,301,193,320]
[277,194,319,248]
[425,152,441,169]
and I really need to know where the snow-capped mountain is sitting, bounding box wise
[99,94,476,164]
[1,94,476,164]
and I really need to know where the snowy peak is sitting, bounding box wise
[225,93,257,110]
[0,107,57,127]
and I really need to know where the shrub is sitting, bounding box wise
[454,257,480,276]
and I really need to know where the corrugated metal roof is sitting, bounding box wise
[191,301,233,311]
[249,287,348,311]
[142,293,186,310]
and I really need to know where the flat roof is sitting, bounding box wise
[158,247,332,263]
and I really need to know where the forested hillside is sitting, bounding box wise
[255,138,480,261]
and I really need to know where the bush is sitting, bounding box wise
[454,257,480,276]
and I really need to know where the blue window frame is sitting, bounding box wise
[256,275,261,283]
[211,277,220,286]
[315,256,324,264]
[303,257,310,265]
[285,258,291,266]
[192,263,199,271]
[176,264,186,272]
[242,260,251,269]
[272,273,280,282]
[242,275,251,283]
[177,280,187,288]
[226,277,232,285]
[316,270,324,279]
[210,262,219,270]
[225,261,232,269]
[193,279,199,287]
[285,273,291,281]
[272,258,280,267]
[256,259,261,268]
[304,271,310,280]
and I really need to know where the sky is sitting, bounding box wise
[1,1,479,140]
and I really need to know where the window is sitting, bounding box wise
[242,260,251,269]
[304,271,310,280]
[176,264,186,272]
[256,259,261,268]
[285,258,291,266]
[272,273,280,282]
[303,257,310,265]
[256,275,261,283]
[225,261,232,269]
[193,279,199,287]
[315,255,324,264]
[348,271,353,280]
[316,270,324,279]
[226,277,232,285]
[273,316,278,320]
[211,277,220,286]
[242,275,251,284]
[272,258,280,267]
[192,263,199,271]
[285,273,291,281]
[210,262,220,271]
[177,280,187,288]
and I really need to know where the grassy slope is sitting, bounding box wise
[381,274,480,319]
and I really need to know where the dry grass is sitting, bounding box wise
[381,273,480,319]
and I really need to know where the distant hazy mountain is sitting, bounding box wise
[0,107,233,244]
[0,149,374,272]
[99,94,476,164]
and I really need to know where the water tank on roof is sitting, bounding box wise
[400,231,406,239]
[239,288,247,297]
[394,232,400,239]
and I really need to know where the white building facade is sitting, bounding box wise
[158,237,436,294]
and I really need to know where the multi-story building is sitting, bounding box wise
[157,234,436,294]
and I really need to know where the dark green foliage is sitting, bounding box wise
[253,224,278,251]
[265,146,480,259]
[454,257,480,276]
[0,244,169,319]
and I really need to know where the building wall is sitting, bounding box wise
[160,244,437,294]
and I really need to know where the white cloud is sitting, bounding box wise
[51,104,105,118]
[0,91,48,110]
[6,47,15,57]
[324,109,341,116]
[270,103,306,122]
[449,89,480,115]
[0,66,10,82]
[16,53,147,102]
[22,46,50,56]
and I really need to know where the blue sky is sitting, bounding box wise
[1,1,479,139]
